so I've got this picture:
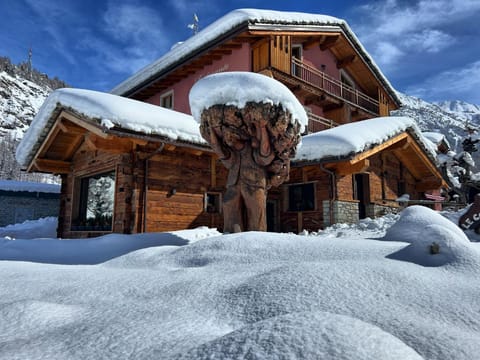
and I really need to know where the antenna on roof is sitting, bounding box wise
[27,46,33,80]
[187,13,199,35]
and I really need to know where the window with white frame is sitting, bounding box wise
[160,90,174,109]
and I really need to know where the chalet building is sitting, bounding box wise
[17,9,448,238]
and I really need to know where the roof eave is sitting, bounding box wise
[118,22,250,98]
[337,23,401,107]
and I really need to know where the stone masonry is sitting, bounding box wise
[323,200,359,227]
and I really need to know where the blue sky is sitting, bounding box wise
[1,0,479,104]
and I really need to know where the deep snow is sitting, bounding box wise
[1,206,480,359]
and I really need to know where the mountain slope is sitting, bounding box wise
[0,71,51,137]
[0,57,63,181]
[436,100,480,122]
[393,93,480,179]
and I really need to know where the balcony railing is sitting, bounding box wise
[306,112,338,133]
[291,58,379,115]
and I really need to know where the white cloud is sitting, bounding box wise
[168,0,209,19]
[405,60,480,103]
[103,4,165,45]
[370,42,404,68]
[404,30,454,53]
[353,0,480,67]
[73,2,172,82]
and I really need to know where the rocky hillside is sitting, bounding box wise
[0,57,66,181]
[0,71,50,137]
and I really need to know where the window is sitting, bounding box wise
[291,45,302,76]
[160,91,174,109]
[205,192,221,213]
[288,183,315,211]
[72,171,115,231]
[292,44,302,60]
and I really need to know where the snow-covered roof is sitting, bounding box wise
[422,131,451,152]
[422,131,446,145]
[111,8,398,104]
[189,72,308,132]
[0,179,60,194]
[16,88,206,167]
[294,116,437,163]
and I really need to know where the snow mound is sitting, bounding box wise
[174,311,422,360]
[0,300,84,339]
[0,227,220,265]
[385,206,479,267]
[189,72,308,132]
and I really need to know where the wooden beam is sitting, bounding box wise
[58,120,86,136]
[63,134,85,160]
[401,135,445,182]
[59,111,111,139]
[388,136,411,151]
[33,159,71,174]
[319,35,340,50]
[222,43,243,50]
[211,49,233,56]
[249,30,341,37]
[84,134,133,154]
[336,54,357,69]
[350,133,409,163]
[164,144,176,151]
[328,158,370,176]
[27,117,63,172]
[302,37,319,50]
[416,178,444,192]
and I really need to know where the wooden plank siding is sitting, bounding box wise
[144,149,225,233]
[270,35,291,74]
[252,39,270,73]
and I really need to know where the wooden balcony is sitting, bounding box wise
[306,112,338,134]
[252,35,382,117]
[291,58,379,115]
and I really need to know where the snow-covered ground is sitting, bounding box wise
[1,207,480,359]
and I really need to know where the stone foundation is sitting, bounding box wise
[323,200,359,227]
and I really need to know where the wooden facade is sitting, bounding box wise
[274,131,446,233]
[47,114,225,238]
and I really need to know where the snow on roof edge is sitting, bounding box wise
[0,180,60,194]
[293,116,438,166]
[16,88,206,168]
[110,8,398,105]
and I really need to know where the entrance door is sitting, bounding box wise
[354,173,370,219]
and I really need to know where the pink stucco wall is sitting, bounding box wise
[301,45,339,81]
[146,43,251,114]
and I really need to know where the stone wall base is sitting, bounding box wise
[323,200,359,227]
